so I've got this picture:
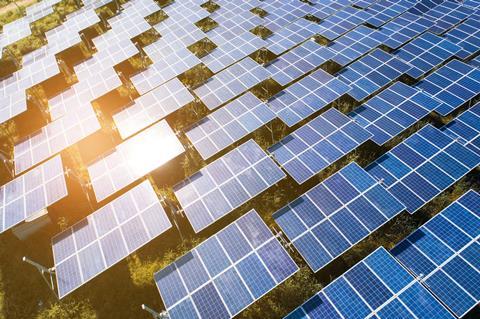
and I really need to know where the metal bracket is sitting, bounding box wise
[141,304,169,319]
[23,256,58,298]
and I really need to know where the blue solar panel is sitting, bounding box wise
[154,210,298,319]
[268,69,351,127]
[442,102,480,155]
[273,162,405,272]
[418,0,475,35]
[394,32,462,79]
[263,1,314,32]
[317,6,372,40]
[328,25,388,66]
[408,0,442,15]
[266,19,322,55]
[268,109,372,184]
[310,0,350,20]
[379,12,434,49]
[392,190,480,317]
[367,124,480,213]
[472,55,480,67]
[284,247,455,319]
[266,40,335,86]
[445,19,480,60]
[338,49,411,101]
[352,0,378,9]
[185,92,276,160]
[174,140,286,233]
[193,57,270,110]
[415,59,480,116]
[349,82,443,145]
[366,0,416,27]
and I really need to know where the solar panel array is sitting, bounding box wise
[193,58,270,110]
[113,78,195,139]
[0,156,67,233]
[174,140,285,233]
[285,247,455,319]
[394,32,462,79]
[268,68,351,127]
[367,125,480,213]
[415,59,480,116]
[265,40,335,86]
[154,210,298,319]
[274,162,405,272]
[53,180,171,298]
[1,0,480,316]
[392,190,480,317]
[268,109,372,184]
[349,82,442,145]
[185,92,275,160]
[88,121,185,202]
[338,49,411,101]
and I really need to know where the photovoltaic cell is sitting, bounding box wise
[415,59,480,116]
[366,125,480,213]
[445,19,480,60]
[268,68,351,127]
[185,92,276,160]
[310,0,350,20]
[285,247,455,319]
[365,0,416,27]
[266,40,335,86]
[273,162,405,272]
[392,190,480,317]
[328,25,388,66]
[53,180,171,298]
[113,78,195,139]
[349,82,443,145]
[174,140,285,233]
[154,210,298,319]
[338,49,411,101]
[419,1,474,35]
[193,58,270,110]
[442,102,480,155]
[88,121,185,202]
[317,6,372,40]
[263,0,314,32]
[268,109,372,184]
[266,19,322,55]
[394,32,462,79]
[0,155,67,233]
[379,12,434,50]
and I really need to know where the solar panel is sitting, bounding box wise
[262,0,314,32]
[338,49,412,101]
[185,92,276,160]
[265,40,335,86]
[285,247,455,319]
[0,90,27,125]
[53,180,171,299]
[317,6,372,40]
[210,8,262,36]
[201,30,266,73]
[349,82,443,145]
[445,19,480,60]
[274,162,405,272]
[418,0,474,35]
[174,139,285,233]
[268,69,351,127]
[366,124,480,213]
[154,209,298,319]
[0,155,67,233]
[193,57,270,110]
[310,0,350,20]
[329,25,388,66]
[269,109,372,184]
[352,0,378,9]
[379,12,434,50]
[473,55,480,67]
[113,78,195,139]
[394,32,461,79]
[392,190,480,317]
[442,102,480,155]
[415,59,480,116]
[266,19,322,55]
[14,106,101,175]
[132,48,201,95]
[88,120,184,202]
[366,0,416,27]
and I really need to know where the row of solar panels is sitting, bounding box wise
[0,0,479,317]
